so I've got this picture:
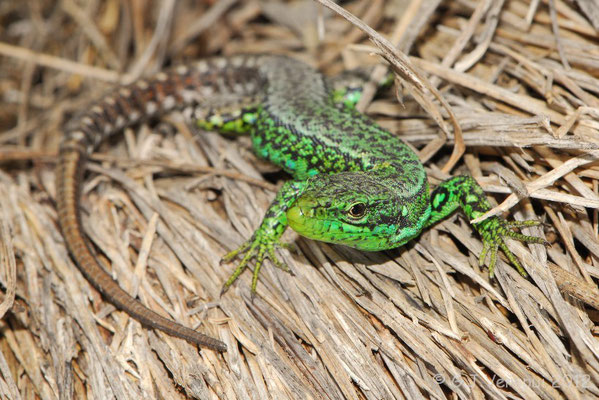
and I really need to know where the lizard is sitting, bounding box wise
[56,54,545,353]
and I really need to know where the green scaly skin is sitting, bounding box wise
[193,55,544,292]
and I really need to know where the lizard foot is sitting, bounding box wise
[220,232,293,295]
[475,217,547,278]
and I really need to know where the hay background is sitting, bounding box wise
[1,0,599,399]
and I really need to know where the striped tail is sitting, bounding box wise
[56,55,265,351]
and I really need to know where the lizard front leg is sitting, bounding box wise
[426,175,545,277]
[221,180,307,293]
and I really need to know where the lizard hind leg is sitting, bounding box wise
[327,68,394,109]
[195,99,260,135]
[505,219,543,229]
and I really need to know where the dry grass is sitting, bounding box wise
[1,0,599,399]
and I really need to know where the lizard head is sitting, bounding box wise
[287,172,422,251]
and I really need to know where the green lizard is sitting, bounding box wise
[57,54,544,351]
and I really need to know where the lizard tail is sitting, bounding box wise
[55,57,263,352]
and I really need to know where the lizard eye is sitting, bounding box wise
[347,203,367,219]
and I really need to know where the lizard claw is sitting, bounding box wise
[279,241,299,254]
[220,241,250,265]
[475,217,546,278]
[219,284,230,297]
[221,233,293,294]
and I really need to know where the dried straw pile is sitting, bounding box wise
[0,0,598,399]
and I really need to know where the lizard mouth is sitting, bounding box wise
[287,197,405,252]
[287,197,337,241]
[287,198,367,245]
[286,201,316,237]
